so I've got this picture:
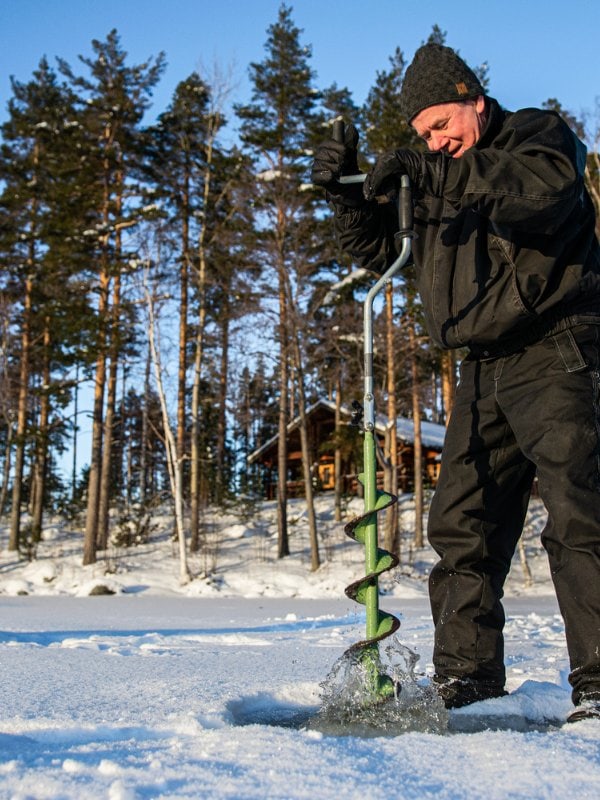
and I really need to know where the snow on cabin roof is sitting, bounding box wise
[247,398,445,463]
[315,398,446,449]
[395,415,446,450]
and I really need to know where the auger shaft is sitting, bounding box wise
[363,430,379,640]
[361,221,412,641]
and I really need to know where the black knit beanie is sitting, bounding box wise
[400,43,485,123]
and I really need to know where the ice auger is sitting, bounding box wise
[333,119,414,701]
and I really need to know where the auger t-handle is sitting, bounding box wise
[332,118,366,185]
[332,117,345,144]
[329,117,414,429]
[396,173,413,240]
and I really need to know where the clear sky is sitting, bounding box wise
[1,0,599,139]
[1,0,598,478]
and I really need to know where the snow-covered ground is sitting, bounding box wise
[1,495,599,799]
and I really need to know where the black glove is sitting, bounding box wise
[311,123,365,208]
[363,149,448,201]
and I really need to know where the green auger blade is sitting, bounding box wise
[357,643,397,703]
[340,470,402,701]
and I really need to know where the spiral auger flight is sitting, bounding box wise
[330,117,414,703]
[344,480,400,651]
[342,455,401,701]
[343,476,401,700]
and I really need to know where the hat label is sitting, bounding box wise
[455,82,469,96]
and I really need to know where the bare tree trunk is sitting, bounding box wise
[97,279,121,552]
[0,419,14,517]
[408,313,424,549]
[145,278,191,585]
[97,346,118,551]
[71,365,79,504]
[441,350,456,424]
[189,215,208,552]
[8,273,33,552]
[124,398,133,508]
[9,153,40,552]
[276,268,290,558]
[97,206,126,550]
[190,104,221,552]
[189,300,205,553]
[83,127,119,565]
[30,322,51,543]
[139,346,151,503]
[518,538,534,588]
[83,350,106,565]
[83,265,110,566]
[177,182,190,469]
[215,293,230,504]
[0,299,14,517]
[334,375,343,523]
[289,319,320,571]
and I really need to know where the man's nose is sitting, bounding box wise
[428,132,447,152]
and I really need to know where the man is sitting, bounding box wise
[311,43,600,721]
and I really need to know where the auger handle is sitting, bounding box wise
[332,118,345,144]
[397,174,413,236]
[332,118,366,185]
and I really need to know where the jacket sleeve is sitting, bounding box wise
[334,200,401,274]
[441,110,586,234]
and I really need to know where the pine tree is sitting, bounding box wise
[363,48,421,156]
[235,4,324,566]
[0,58,95,551]
[0,293,16,517]
[59,30,165,564]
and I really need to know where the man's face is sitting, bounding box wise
[411,96,486,158]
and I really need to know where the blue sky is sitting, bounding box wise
[1,0,599,138]
[1,0,598,478]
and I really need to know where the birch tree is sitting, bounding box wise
[143,265,191,584]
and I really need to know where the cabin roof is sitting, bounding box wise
[247,398,445,464]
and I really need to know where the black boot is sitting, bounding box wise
[567,695,600,723]
[434,677,508,710]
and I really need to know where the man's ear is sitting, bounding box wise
[474,95,486,113]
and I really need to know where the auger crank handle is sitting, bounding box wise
[396,175,413,238]
[332,118,366,184]
[331,120,414,216]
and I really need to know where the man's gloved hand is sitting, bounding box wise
[311,123,365,208]
[363,149,448,201]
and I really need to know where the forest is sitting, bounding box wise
[1,4,599,573]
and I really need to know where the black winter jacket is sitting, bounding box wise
[335,98,600,356]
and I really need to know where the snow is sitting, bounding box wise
[321,268,370,305]
[1,495,600,799]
